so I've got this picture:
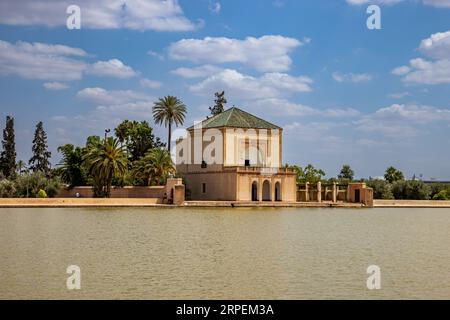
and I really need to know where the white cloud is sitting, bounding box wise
[391,66,411,76]
[209,2,221,13]
[0,0,197,31]
[0,40,87,81]
[169,35,302,72]
[87,59,137,79]
[401,58,450,84]
[189,69,313,100]
[419,30,450,60]
[252,98,360,118]
[347,0,450,7]
[388,91,410,99]
[356,104,450,138]
[76,87,151,105]
[332,72,372,83]
[147,51,165,61]
[171,65,222,78]
[140,78,162,89]
[43,82,69,90]
[422,0,450,7]
[393,30,450,84]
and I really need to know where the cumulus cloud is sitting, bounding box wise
[0,40,87,81]
[356,104,450,138]
[76,87,151,105]
[140,78,162,89]
[391,66,411,76]
[252,98,360,118]
[332,72,372,83]
[189,69,313,99]
[0,0,197,31]
[87,59,137,79]
[171,65,222,78]
[393,30,450,84]
[419,30,450,60]
[169,35,302,72]
[43,82,69,90]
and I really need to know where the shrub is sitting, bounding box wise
[14,171,61,198]
[0,179,17,198]
[366,179,394,199]
[393,180,430,200]
[37,189,48,198]
[433,190,450,200]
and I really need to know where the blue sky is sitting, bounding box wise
[0,0,449,179]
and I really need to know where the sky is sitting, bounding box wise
[0,0,449,180]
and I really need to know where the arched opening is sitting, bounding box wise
[275,182,281,201]
[262,180,271,201]
[251,181,258,201]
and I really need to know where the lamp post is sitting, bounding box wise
[104,129,110,141]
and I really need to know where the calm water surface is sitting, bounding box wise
[0,207,449,299]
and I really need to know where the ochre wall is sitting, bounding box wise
[57,186,166,199]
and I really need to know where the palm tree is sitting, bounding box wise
[83,137,128,197]
[132,148,175,186]
[153,96,187,151]
[16,160,27,175]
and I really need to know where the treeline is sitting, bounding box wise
[0,95,188,198]
[288,164,450,200]
[0,117,60,198]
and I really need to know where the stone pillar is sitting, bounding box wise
[317,181,322,203]
[332,182,337,203]
[271,179,275,202]
[173,184,185,205]
[305,182,310,202]
[258,179,263,202]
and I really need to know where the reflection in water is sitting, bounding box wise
[0,207,449,299]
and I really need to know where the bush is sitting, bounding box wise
[0,179,17,198]
[37,189,48,198]
[366,179,394,199]
[13,171,61,198]
[433,190,450,200]
[393,180,430,200]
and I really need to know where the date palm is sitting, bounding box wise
[83,137,128,197]
[132,148,175,186]
[153,96,187,152]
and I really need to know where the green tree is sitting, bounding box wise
[384,166,404,184]
[14,171,60,198]
[366,179,394,199]
[114,120,164,162]
[83,137,128,197]
[209,91,227,116]
[0,116,16,178]
[338,164,354,182]
[291,164,326,185]
[132,148,175,186]
[16,160,27,175]
[29,121,51,174]
[392,180,430,200]
[57,144,87,188]
[433,190,450,200]
[153,96,187,152]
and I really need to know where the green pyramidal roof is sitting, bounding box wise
[187,107,281,130]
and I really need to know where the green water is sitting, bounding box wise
[0,207,449,299]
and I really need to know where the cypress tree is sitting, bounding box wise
[0,116,16,178]
[29,121,51,173]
